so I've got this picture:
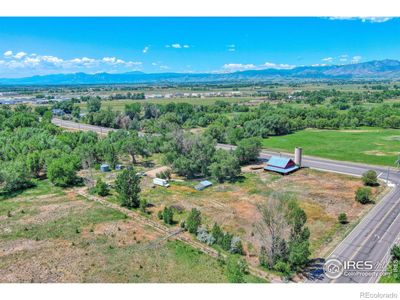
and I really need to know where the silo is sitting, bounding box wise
[294,147,302,166]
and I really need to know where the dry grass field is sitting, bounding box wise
[139,167,384,261]
[0,180,265,283]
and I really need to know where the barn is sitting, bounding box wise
[264,156,299,175]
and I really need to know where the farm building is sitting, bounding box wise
[264,156,299,175]
[194,180,213,191]
[100,164,110,172]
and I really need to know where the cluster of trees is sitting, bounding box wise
[182,208,244,256]
[163,129,260,180]
[257,194,311,277]
[0,105,155,195]
[108,92,145,100]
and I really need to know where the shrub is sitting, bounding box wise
[362,170,379,186]
[95,179,109,196]
[338,213,348,224]
[225,255,248,283]
[162,206,174,225]
[140,199,148,213]
[391,245,400,260]
[211,223,224,244]
[196,226,216,245]
[186,208,202,234]
[355,187,372,204]
[156,169,172,180]
[273,260,292,279]
[221,233,233,251]
[230,236,244,255]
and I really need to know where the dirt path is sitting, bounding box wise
[74,187,280,282]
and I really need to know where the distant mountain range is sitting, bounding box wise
[1,59,400,85]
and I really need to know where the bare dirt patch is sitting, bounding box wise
[21,200,90,225]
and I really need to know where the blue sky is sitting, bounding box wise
[0,17,399,77]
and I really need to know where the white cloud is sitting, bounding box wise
[351,55,362,63]
[220,61,295,73]
[159,65,169,70]
[0,51,142,77]
[329,17,394,23]
[14,52,27,59]
[322,57,333,62]
[361,17,393,23]
[222,63,256,72]
[4,50,13,57]
[142,46,149,54]
[165,43,190,49]
[263,62,295,69]
[339,58,348,62]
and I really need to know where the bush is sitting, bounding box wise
[157,210,163,220]
[211,223,224,244]
[47,156,78,187]
[391,245,400,260]
[196,226,216,245]
[140,199,148,213]
[230,236,244,255]
[273,260,292,279]
[338,213,348,224]
[362,170,379,186]
[186,208,202,234]
[355,187,372,204]
[95,179,109,196]
[156,169,172,180]
[221,233,233,251]
[162,206,174,225]
[225,255,247,283]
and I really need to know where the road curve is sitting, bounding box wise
[52,118,400,283]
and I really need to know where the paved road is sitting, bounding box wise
[52,118,400,283]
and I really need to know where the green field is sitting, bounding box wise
[79,97,249,112]
[262,128,400,166]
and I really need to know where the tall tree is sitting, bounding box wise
[115,168,141,208]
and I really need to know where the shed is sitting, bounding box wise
[194,180,213,191]
[100,164,110,172]
[52,108,65,116]
[264,156,299,175]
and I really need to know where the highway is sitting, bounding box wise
[52,118,400,283]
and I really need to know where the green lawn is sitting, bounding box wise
[262,128,400,166]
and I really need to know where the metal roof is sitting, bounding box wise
[264,165,299,174]
[195,180,213,191]
[267,156,293,168]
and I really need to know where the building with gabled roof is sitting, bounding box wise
[264,156,299,175]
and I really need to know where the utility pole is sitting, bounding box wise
[386,166,390,184]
